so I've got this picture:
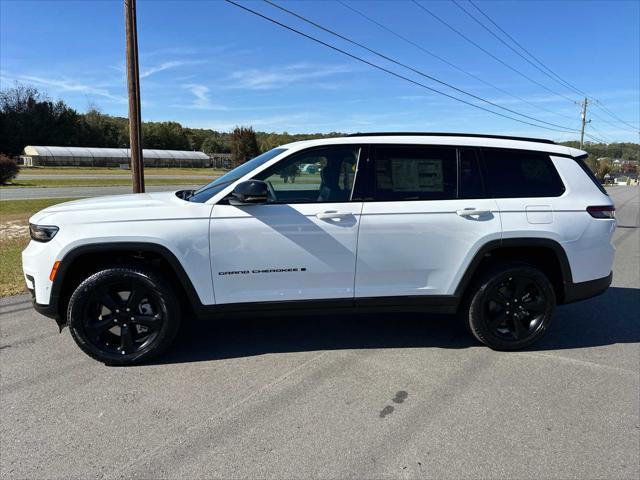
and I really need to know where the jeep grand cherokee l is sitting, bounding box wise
[23,133,615,364]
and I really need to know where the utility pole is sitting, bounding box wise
[579,97,591,150]
[124,0,145,193]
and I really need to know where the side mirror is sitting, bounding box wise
[229,180,268,205]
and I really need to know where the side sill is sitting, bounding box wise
[561,271,612,305]
[195,295,460,319]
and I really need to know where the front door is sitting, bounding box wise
[211,145,364,305]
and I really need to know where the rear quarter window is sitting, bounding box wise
[481,148,565,198]
[574,155,609,195]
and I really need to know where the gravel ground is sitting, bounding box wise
[0,186,638,479]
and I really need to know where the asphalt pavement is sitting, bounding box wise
[1,186,638,479]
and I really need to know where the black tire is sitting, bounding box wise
[67,265,181,365]
[463,262,555,350]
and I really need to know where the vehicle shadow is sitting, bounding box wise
[151,286,640,365]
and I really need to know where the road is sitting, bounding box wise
[16,174,211,180]
[1,187,638,479]
[0,184,202,200]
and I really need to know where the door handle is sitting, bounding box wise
[457,208,491,217]
[316,211,352,220]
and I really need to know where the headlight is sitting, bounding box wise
[29,224,59,242]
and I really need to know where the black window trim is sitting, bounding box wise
[217,143,575,205]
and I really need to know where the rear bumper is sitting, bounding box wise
[562,271,612,304]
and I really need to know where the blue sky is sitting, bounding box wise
[1,0,639,142]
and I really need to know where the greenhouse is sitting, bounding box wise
[20,146,211,167]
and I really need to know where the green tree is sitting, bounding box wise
[142,121,190,150]
[77,107,128,147]
[0,84,80,155]
[201,134,226,155]
[0,153,19,184]
[596,159,612,181]
[229,126,260,166]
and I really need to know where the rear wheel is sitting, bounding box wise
[464,263,555,350]
[67,266,181,365]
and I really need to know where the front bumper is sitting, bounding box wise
[563,271,612,304]
[22,240,65,327]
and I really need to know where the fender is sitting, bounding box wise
[453,238,573,302]
[45,242,206,323]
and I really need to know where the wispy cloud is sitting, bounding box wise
[140,60,204,79]
[1,71,126,103]
[174,83,227,111]
[226,63,353,90]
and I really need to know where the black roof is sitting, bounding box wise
[345,132,557,145]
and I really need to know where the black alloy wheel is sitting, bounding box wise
[484,275,547,341]
[465,263,555,350]
[67,266,181,365]
[84,281,165,356]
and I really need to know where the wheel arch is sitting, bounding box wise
[51,242,205,324]
[454,238,573,304]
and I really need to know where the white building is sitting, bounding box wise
[21,146,211,167]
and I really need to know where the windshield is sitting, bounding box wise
[189,148,287,203]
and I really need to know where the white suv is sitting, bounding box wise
[22,134,616,364]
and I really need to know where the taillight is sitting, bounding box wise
[587,205,616,219]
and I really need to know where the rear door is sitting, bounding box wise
[210,145,365,305]
[355,145,501,299]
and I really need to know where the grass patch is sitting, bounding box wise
[1,198,81,296]
[0,197,80,222]
[18,166,226,176]
[2,177,210,188]
[0,237,30,297]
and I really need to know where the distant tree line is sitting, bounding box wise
[0,84,342,166]
[559,140,639,180]
[1,84,637,174]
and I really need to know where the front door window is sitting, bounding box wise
[254,146,361,203]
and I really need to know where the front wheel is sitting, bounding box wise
[464,263,556,350]
[67,265,181,365]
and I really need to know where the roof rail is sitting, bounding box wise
[345,132,557,145]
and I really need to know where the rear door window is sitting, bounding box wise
[481,148,565,198]
[372,145,457,201]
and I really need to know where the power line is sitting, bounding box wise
[591,99,640,132]
[224,0,582,133]
[452,0,584,96]
[466,0,588,98]
[410,0,578,105]
[336,0,578,124]
[260,0,579,133]
[590,109,640,135]
[466,0,639,135]
[588,124,612,144]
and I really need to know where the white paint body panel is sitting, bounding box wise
[21,135,614,309]
[356,199,501,297]
[210,203,362,303]
[497,156,615,283]
[22,192,214,305]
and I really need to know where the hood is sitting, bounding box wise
[30,191,184,224]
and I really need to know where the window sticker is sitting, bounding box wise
[391,158,444,192]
